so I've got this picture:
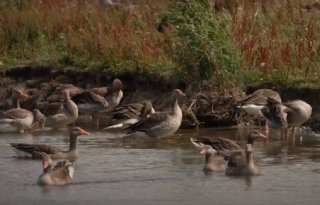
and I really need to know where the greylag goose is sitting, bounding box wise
[10,127,89,161]
[0,89,45,133]
[104,100,155,130]
[199,145,226,172]
[225,130,268,176]
[261,97,312,139]
[40,89,78,129]
[37,152,75,186]
[238,89,281,130]
[191,136,242,172]
[72,78,123,128]
[126,89,186,138]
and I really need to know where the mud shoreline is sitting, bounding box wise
[1,65,318,131]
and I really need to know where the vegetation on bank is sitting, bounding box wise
[0,0,320,87]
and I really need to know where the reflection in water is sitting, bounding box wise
[0,126,319,205]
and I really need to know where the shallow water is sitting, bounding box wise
[0,126,319,205]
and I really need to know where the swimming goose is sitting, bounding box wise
[126,89,186,138]
[199,145,226,172]
[72,78,123,128]
[225,130,268,176]
[41,89,79,129]
[104,100,155,130]
[10,127,89,161]
[238,89,282,130]
[37,152,75,186]
[261,97,312,139]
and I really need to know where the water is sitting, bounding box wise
[0,126,319,205]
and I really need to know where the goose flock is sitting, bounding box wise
[0,77,312,185]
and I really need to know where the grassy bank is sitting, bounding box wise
[0,0,320,87]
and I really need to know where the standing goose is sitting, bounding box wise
[41,89,79,129]
[261,97,312,139]
[126,89,186,138]
[104,100,155,130]
[0,108,45,133]
[0,89,45,133]
[10,127,89,161]
[238,89,281,130]
[72,78,123,128]
[37,152,75,186]
[191,136,242,172]
[225,130,268,176]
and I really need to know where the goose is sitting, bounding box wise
[0,89,45,133]
[0,108,45,133]
[40,89,78,129]
[126,89,186,138]
[10,127,89,161]
[191,136,242,172]
[225,130,268,176]
[238,89,281,130]
[104,100,155,130]
[37,152,75,186]
[199,145,226,172]
[72,78,123,128]
[261,97,312,139]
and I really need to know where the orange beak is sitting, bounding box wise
[19,91,28,98]
[43,160,49,169]
[79,128,90,135]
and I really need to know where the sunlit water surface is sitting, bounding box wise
[0,126,319,205]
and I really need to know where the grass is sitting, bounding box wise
[0,0,320,87]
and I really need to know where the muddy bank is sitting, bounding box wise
[1,65,319,131]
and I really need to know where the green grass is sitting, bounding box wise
[0,0,319,87]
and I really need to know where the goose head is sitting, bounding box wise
[246,130,268,154]
[36,152,53,171]
[69,127,90,138]
[112,78,122,94]
[62,89,70,99]
[141,100,155,118]
[200,145,217,156]
[10,88,29,99]
[171,89,186,104]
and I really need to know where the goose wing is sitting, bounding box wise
[127,111,169,132]
[0,108,30,119]
[10,143,60,156]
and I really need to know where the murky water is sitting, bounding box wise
[0,126,319,205]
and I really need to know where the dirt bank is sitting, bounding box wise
[1,65,318,131]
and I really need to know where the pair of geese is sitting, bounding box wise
[238,89,312,138]
[9,89,187,186]
[191,130,268,175]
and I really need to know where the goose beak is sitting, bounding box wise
[19,91,28,98]
[43,160,50,169]
[246,144,253,153]
[79,128,90,135]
